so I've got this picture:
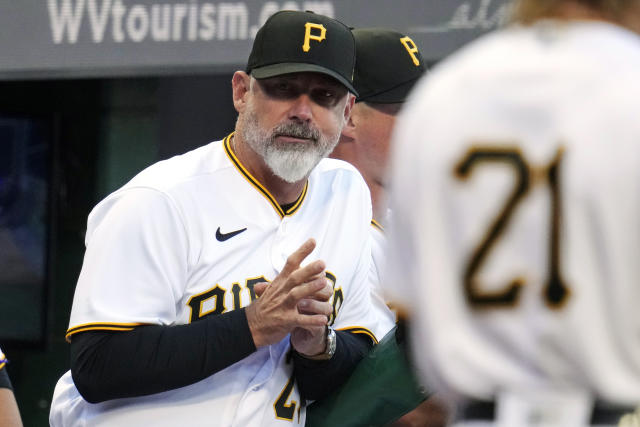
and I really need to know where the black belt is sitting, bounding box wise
[459,399,633,425]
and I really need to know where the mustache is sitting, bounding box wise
[271,122,320,142]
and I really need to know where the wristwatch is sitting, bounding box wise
[304,327,337,361]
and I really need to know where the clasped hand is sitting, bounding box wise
[245,238,333,357]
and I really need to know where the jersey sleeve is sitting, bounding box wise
[331,227,383,343]
[368,225,396,339]
[66,187,190,340]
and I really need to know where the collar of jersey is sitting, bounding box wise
[223,133,308,218]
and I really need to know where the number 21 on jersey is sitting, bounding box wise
[453,145,571,310]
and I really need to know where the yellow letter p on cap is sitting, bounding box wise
[303,22,327,52]
[400,36,420,66]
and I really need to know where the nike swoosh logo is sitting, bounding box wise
[216,227,247,242]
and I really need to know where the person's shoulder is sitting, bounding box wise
[310,158,371,207]
[312,158,368,187]
[126,138,228,192]
[422,26,521,87]
[400,27,515,115]
[557,21,640,112]
[88,138,229,221]
[586,22,640,81]
[314,157,362,174]
[573,21,640,61]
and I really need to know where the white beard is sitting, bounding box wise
[237,103,343,183]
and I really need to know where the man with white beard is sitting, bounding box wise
[50,10,384,427]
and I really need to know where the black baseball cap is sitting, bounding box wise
[352,28,427,103]
[246,10,358,95]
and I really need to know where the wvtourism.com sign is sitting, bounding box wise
[48,0,334,44]
[0,0,509,79]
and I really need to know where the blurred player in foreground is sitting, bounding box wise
[386,0,640,426]
[50,10,385,427]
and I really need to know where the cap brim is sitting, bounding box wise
[357,78,421,104]
[251,63,358,96]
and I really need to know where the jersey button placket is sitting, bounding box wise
[271,218,290,272]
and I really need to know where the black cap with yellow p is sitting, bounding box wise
[246,11,358,95]
[352,28,427,103]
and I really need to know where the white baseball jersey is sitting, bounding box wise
[386,20,640,409]
[50,134,382,427]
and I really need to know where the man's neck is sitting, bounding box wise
[231,134,308,205]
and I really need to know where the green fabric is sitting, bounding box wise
[305,327,426,427]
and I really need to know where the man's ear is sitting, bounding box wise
[340,113,357,141]
[232,71,251,113]
[342,93,356,124]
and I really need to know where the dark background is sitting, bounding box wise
[0,75,237,426]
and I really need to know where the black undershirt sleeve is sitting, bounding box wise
[72,310,372,404]
[292,330,373,401]
[70,308,256,403]
[0,367,13,390]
